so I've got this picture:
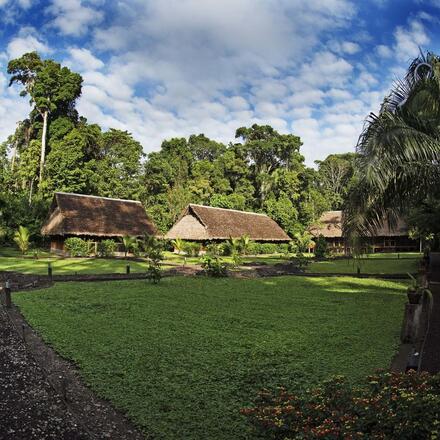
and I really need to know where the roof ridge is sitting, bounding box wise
[55,192,142,204]
[189,203,268,216]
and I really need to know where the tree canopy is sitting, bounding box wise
[0,52,333,243]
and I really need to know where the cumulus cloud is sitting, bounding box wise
[394,19,430,61]
[46,0,103,36]
[66,48,104,71]
[1,0,437,166]
[7,27,52,59]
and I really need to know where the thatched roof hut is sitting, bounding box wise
[42,192,156,241]
[309,210,417,253]
[165,204,290,242]
[309,210,409,238]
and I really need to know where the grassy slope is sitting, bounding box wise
[14,276,406,440]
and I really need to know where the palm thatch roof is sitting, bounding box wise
[41,192,156,237]
[165,204,290,241]
[309,210,409,238]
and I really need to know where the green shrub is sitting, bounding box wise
[13,225,30,255]
[260,243,278,254]
[131,241,141,257]
[184,241,201,257]
[205,242,222,257]
[290,252,311,270]
[278,243,290,254]
[97,239,117,257]
[247,241,260,255]
[64,237,90,257]
[200,256,228,277]
[242,370,440,440]
[314,234,328,259]
[143,235,164,284]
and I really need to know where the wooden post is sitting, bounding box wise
[4,280,11,308]
[126,264,130,275]
[48,262,53,279]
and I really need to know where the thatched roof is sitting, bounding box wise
[41,192,156,237]
[309,210,409,238]
[165,204,290,242]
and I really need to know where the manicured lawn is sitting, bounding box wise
[0,245,420,276]
[14,276,407,440]
[308,257,419,274]
[0,255,152,275]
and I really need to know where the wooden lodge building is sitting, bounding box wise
[309,210,419,254]
[41,192,156,254]
[165,204,290,243]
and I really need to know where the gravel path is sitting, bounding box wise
[0,308,91,440]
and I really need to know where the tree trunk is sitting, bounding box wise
[11,139,17,172]
[39,110,49,184]
[28,178,34,205]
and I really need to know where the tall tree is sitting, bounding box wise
[315,153,357,210]
[235,124,303,206]
[8,52,82,185]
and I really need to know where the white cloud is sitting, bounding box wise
[47,0,103,36]
[328,40,361,55]
[0,0,32,8]
[394,19,430,61]
[5,0,431,167]
[375,44,392,58]
[7,28,52,59]
[67,48,104,71]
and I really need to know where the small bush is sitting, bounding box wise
[242,370,440,440]
[259,243,278,254]
[290,252,310,270]
[200,256,228,277]
[97,239,117,257]
[131,241,141,257]
[314,234,328,259]
[247,241,260,255]
[65,237,90,257]
[143,235,164,283]
[184,241,201,257]
[205,242,222,257]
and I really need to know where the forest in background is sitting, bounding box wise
[0,52,357,243]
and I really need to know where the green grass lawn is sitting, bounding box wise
[14,276,407,440]
[0,246,420,276]
[308,257,419,274]
[0,255,152,275]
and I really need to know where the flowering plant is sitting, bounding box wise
[241,371,440,439]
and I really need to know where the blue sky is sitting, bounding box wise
[0,0,439,165]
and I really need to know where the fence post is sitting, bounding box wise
[48,262,53,279]
[126,264,130,275]
[4,280,11,308]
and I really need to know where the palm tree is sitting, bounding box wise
[171,238,185,254]
[343,51,440,242]
[121,235,137,258]
[239,235,252,255]
[14,225,30,255]
[292,231,314,254]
